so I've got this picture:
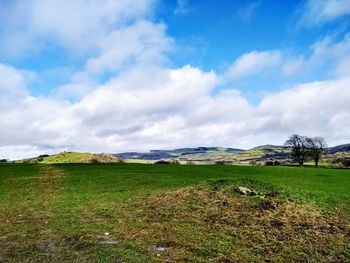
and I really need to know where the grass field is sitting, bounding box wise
[0,163,349,262]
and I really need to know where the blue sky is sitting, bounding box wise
[0,0,350,159]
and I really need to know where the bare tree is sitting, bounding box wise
[285,134,309,166]
[307,137,327,168]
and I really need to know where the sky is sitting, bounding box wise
[0,0,350,160]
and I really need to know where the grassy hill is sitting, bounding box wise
[0,163,349,262]
[18,152,123,164]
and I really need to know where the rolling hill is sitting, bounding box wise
[17,152,123,164]
[114,144,350,164]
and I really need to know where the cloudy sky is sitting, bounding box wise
[1,0,350,159]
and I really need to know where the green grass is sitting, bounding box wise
[0,163,349,262]
[41,152,93,163]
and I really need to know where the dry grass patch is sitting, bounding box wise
[119,183,350,262]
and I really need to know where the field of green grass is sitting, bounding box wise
[0,163,349,262]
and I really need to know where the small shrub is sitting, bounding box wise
[155,160,180,165]
[264,160,280,166]
[264,161,274,166]
[341,159,350,167]
[23,158,38,164]
[273,160,281,166]
[154,160,171,164]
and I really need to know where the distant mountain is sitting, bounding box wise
[113,143,350,163]
[329,143,350,154]
[113,147,244,160]
[113,151,175,160]
[251,144,289,150]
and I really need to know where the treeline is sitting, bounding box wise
[285,134,327,167]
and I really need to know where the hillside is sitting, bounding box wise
[329,143,350,153]
[114,145,292,163]
[19,152,123,164]
[114,144,350,164]
[114,147,243,161]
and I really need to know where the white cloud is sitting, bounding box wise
[281,56,305,76]
[0,64,29,99]
[75,20,173,81]
[258,78,350,143]
[226,50,282,79]
[299,0,350,27]
[0,0,155,57]
[223,33,350,81]
[335,56,350,76]
[0,64,77,155]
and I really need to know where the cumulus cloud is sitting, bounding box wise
[299,0,350,27]
[74,20,173,81]
[258,78,350,143]
[54,19,173,99]
[0,0,155,57]
[225,33,350,80]
[226,50,282,79]
[0,64,29,100]
[0,64,77,156]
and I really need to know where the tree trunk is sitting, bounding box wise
[299,160,304,167]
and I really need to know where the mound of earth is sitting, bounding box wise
[121,181,350,262]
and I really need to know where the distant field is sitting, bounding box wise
[0,164,349,262]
